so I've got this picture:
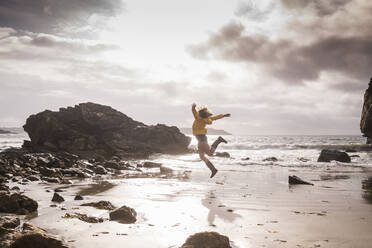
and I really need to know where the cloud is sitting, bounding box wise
[189,0,372,84]
[0,30,119,62]
[235,1,276,21]
[0,0,124,35]
[280,0,352,16]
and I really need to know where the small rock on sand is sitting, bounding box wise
[182,231,231,248]
[74,195,83,200]
[288,175,314,185]
[52,193,64,203]
[109,205,137,224]
[263,157,278,162]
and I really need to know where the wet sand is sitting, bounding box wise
[10,163,372,248]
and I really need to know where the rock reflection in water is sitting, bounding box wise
[362,177,372,204]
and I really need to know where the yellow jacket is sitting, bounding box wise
[192,108,224,135]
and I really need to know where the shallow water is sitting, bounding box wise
[3,133,372,247]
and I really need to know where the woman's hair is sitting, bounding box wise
[198,107,212,118]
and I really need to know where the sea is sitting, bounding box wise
[2,131,372,169]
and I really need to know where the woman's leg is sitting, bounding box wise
[198,141,218,178]
[199,141,213,156]
[210,136,227,154]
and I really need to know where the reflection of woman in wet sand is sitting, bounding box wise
[192,103,231,178]
[201,191,241,226]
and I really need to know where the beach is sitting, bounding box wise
[3,134,372,248]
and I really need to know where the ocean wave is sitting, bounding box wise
[221,143,372,151]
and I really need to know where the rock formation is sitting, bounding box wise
[0,220,69,248]
[317,149,351,163]
[361,77,372,144]
[0,192,38,214]
[23,102,191,158]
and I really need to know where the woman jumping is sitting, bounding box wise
[192,103,231,178]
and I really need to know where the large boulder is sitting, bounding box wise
[0,192,38,214]
[109,205,137,224]
[317,149,351,163]
[361,77,372,144]
[8,223,69,248]
[23,102,191,158]
[182,232,231,248]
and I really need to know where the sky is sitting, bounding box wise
[0,0,371,135]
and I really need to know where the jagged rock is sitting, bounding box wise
[51,193,64,203]
[289,175,314,185]
[0,184,10,191]
[74,195,83,200]
[23,102,191,158]
[317,149,351,163]
[263,157,278,162]
[143,161,162,168]
[182,232,231,248]
[93,165,107,175]
[27,176,39,181]
[43,177,61,184]
[81,201,115,210]
[39,167,61,178]
[215,152,230,158]
[0,192,38,214]
[0,216,20,229]
[60,179,72,184]
[7,223,69,248]
[103,160,121,170]
[297,157,310,162]
[109,205,137,224]
[361,77,372,144]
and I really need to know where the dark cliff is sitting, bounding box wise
[361,78,372,144]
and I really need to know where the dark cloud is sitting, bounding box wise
[0,0,124,35]
[188,20,372,84]
[281,0,352,16]
[235,1,275,21]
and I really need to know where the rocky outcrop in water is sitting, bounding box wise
[182,232,231,248]
[361,77,372,144]
[317,149,351,163]
[23,102,191,159]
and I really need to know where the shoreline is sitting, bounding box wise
[3,161,372,248]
